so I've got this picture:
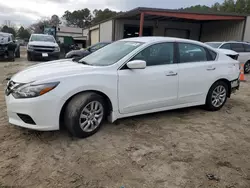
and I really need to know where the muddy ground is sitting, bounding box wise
[0,53,250,188]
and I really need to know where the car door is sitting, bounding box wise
[177,42,218,104]
[230,43,248,63]
[221,43,248,64]
[118,42,178,114]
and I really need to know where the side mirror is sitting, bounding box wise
[127,60,146,69]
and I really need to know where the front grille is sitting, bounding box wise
[34,49,54,52]
[17,113,36,125]
[32,45,55,53]
[33,45,54,49]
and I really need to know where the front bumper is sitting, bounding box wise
[5,93,61,131]
[28,50,60,60]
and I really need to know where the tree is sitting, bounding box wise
[221,0,235,12]
[30,19,51,33]
[235,0,246,13]
[1,25,16,37]
[92,9,119,24]
[182,5,211,12]
[63,9,92,28]
[211,2,221,12]
[50,15,61,27]
[17,26,31,39]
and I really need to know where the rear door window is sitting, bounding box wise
[178,43,209,63]
[244,44,250,52]
[230,43,245,52]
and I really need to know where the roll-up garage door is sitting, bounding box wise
[165,28,190,39]
[90,29,99,45]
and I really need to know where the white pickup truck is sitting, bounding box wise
[27,34,60,61]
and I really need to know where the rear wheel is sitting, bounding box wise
[64,92,106,138]
[244,61,250,74]
[205,81,228,111]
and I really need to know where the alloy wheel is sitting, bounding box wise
[79,101,104,132]
[211,85,227,108]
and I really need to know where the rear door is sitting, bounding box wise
[177,42,218,104]
[221,43,249,64]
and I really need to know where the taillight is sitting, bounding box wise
[226,54,238,60]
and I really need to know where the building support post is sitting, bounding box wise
[139,12,145,37]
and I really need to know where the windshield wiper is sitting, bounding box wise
[78,60,91,65]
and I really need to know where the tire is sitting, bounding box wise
[64,92,106,138]
[27,53,32,61]
[244,61,250,74]
[8,51,15,62]
[15,47,20,58]
[205,81,228,111]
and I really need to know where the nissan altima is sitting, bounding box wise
[5,37,240,138]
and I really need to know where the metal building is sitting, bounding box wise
[83,7,250,46]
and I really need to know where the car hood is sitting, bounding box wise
[11,59,95,83]
[28,41,58,47]
[0,36,9,44]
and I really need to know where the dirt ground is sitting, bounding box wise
[0,54,250,188]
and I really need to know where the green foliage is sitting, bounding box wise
[62,8,121,27]
[62,9,92,28]
[1,25,16,37]
[92,9,119,24]
[182,0,250,13]
[17,26,31,39]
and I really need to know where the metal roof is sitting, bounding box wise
[85,7,246,29]
[115,7,246,20]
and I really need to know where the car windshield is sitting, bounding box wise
[79,41,143,66]
[30,35,55,42]
[205,42,222,48]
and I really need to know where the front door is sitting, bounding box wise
[118,42,178,114]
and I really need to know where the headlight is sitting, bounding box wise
[27,45,34,51]
[12,82,59,99]
[54,47,60,52]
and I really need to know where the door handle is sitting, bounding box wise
[207,67,216,71]
[166,71,178,76]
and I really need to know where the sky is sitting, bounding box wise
[0,0,224,27]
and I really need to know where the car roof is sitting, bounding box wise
[0,32,12,36]
[120,36,205,45]
[207,41,250,44]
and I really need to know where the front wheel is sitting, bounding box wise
[244,61,250,74]
[205,81,228,111]
[8,51,15,61]
[64,92,105,138]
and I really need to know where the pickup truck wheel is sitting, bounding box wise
[15,48,20,58]
[205,81,228,111]
[27,54,32,61]
[64,92,105,138]
[244,61,250,74]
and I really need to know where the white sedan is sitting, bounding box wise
[5,37,240,138]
